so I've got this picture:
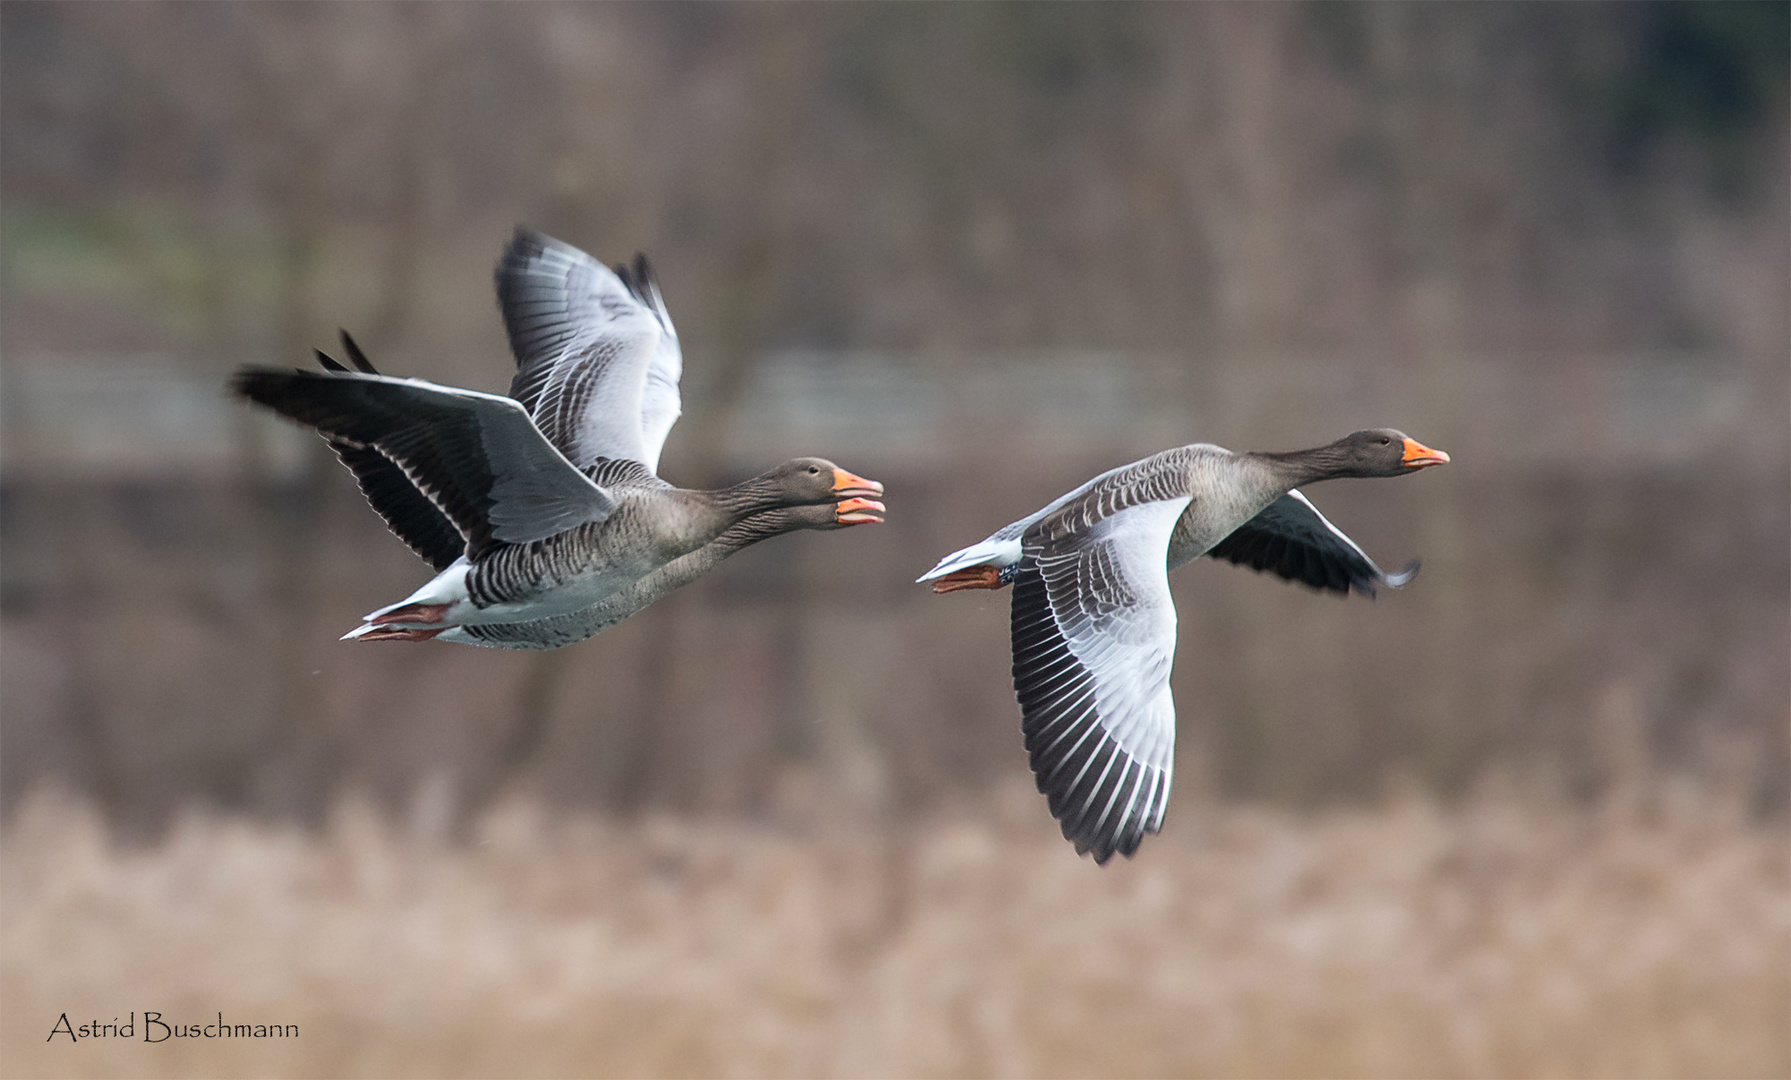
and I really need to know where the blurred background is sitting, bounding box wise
[2,3,1786,1077]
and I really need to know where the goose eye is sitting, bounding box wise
[1379,437,1391,445]
[808,466,819,475]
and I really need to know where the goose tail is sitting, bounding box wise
[351,560,473,638]
[917,532,1023,588]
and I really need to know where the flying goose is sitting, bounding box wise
[293,334,888,649]
[233,230,884,644]
[918,431,1449,863]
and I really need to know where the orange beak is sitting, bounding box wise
[832,468,884,498]
[835,497,885,525]
[1401,437,1450,469]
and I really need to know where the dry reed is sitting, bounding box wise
[3,782,1786,1079]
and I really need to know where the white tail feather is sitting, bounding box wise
[916,534,1022,583]
[363,559,471,622]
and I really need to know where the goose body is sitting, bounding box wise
[353,462,846,629]
[444,497,884,649]
[919,431,1449,863]
[233,230,883,644]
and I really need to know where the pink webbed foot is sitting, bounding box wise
[368,602,452,627]
[930,565,1006,593]
[353,625,448,643]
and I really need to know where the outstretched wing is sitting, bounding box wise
[232,368,614,560]
[495,230,683,476]
[1010,495,1189,864]
[311,336,466,570]
[1204,490,1416,596]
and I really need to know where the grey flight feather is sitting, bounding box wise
[495,229,683,476]
[1012,473,1190,865]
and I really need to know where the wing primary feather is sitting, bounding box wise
[1062,740,1124,844]
[1209,492,1410,598]
[339,330,380,374]
[1093,761,1144,863]
[231,367,612,558]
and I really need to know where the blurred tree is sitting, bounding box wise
[1609,0,1790,192]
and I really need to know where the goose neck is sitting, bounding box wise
[1244,446,1350,488]
[710,475,788,518]
[714,508,798,550]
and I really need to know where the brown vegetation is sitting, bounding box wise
[4,784,1786,1079]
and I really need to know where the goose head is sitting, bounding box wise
[719,458,884,517]
[1317,429,1450,478]
[761,457,886,505]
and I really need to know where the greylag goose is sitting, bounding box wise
[232,229,883,644]
[297,334,886,649]
[918,431,1449,863]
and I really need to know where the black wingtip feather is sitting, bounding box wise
[496,227,552,296]
[1208,500,1391,599]
[612,252,658,306]
[228,366,291,406]
[314,349,349,373]
[339,330,379,374]
[508,224,548,256]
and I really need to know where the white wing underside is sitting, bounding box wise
[497,232,684,476]
[1012,496,1189,863]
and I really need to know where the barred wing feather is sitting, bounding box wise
[1011,497,1189,863]
[495,230,683,475]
